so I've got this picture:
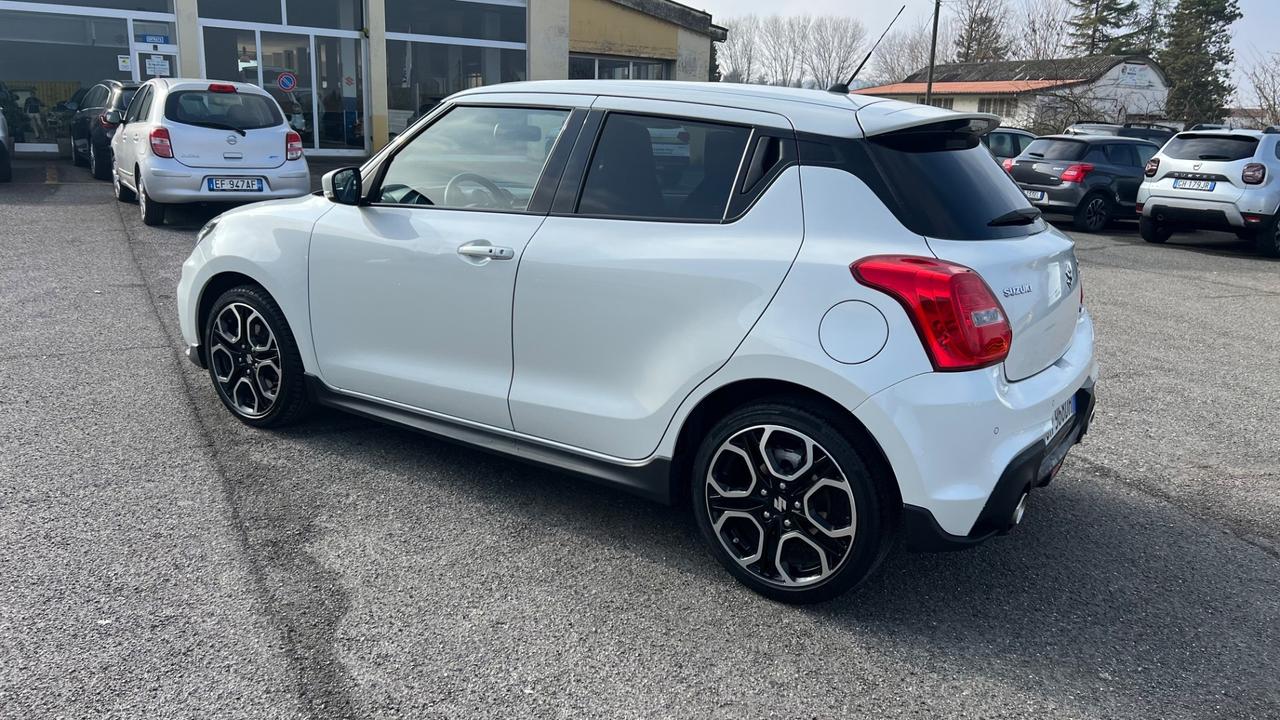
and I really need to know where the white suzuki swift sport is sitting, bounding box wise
[112,79,310,226]
[178,81,1097,603]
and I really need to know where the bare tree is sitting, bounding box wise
[1014,0,1072,60]
[867,15,956,86]
[718,14,761,84]
[1243,52,1280,128]
[758,14,811,86]
[799,16,869,89]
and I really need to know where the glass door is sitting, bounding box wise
[314,36,364,150]
[260,32,314,147]
[132,20,179,81]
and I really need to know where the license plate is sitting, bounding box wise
[1049,396,1077,439]
[207,177,264,192]
[1023,189,1045,201]
[1173,179,1215,191]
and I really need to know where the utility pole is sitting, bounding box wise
[925,0,942,105]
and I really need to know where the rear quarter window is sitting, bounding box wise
[165,90,284,130]
[1163,134,1259,161]
[1023,138,1087,161]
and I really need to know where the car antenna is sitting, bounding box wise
[828,4,906,95]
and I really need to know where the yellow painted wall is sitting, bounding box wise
[569,0,678,60]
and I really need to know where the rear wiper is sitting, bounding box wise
[189,121,247,136]
[1027,152,1045,158]
[988,207,1042,227]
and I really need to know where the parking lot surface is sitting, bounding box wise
[2,159,1278,719]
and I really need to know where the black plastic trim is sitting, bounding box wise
[185,343,207,370]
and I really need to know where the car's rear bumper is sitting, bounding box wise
[1137,196,1267,231]
[1016,181,1086,212]
[140,159,310,204]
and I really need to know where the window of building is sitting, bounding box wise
[568,54,670,81]
[977,97,1017,117]
[915,96,954,110]
[286,0,362,30]
[385,0,526,43]
[197,0,281,24]
[386,40,526,135]
[376,105,570,211]
[17,0,171,10]
[577,113,751,221]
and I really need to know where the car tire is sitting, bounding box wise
[204,285,313,428]
[90,143,112,181]
[1073,193,1111,233]
[138,175,165,226]
[691,400,895,604]
[1139,216,1172,244]
[113,166,135,202]
[0,152,11,183]
[71,135,88,167]
[1256,218,1280,258]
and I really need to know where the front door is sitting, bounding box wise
[308,104,574,429]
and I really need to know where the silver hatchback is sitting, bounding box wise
[1137,128,1280,256]
[110,78,310,226]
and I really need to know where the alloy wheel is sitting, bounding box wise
[1085,197,1107,231]
[138,178,148,218]
[208,302,283,418]
[704,425,858,587]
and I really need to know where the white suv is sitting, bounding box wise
[111,79,310,226]
[178,82,1098,603]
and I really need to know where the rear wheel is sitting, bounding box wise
[138,174,165,226]
[1139,216,1172,244]
[1073,194,1111,233]
[113,166,135,202]
[1256,217,1280,258]
[691,400,895,604]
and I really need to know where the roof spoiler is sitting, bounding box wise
[859,109,1001,139]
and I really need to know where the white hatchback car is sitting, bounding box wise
[111,78,309,226]
[178,81,1098,603]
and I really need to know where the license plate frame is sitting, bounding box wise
[207,177,264,192]
[1049,395,1077,440]
[1173,178,1215,191]
[1023,189,1046,202]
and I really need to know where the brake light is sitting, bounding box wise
[149,127,173,158]
[98,113,117,129]
[1001,157,1014,173]
[286,130,303,161]
[1059,164,1094,183]
[208,83,237,93]
[851,255,1012,372]
[1243,163,1266,185]
[1144,157,1159,177]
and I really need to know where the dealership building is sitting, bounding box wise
[0,0,725,155]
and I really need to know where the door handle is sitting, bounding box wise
[457,242,514,261]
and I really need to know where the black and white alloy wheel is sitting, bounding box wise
[204,286,311,427]
[693,402,892,603]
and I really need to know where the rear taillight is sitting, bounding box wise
[1144,157,1159,177]
[1243,163,1266,185]
[851,255,1012,372]
[208,83,237,93]
[1060,163,1094,183]
[98,113,117,129]
[286,130,303,161]
[1001,157,1014,173]
[149,127,173,158]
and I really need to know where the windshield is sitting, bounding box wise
[164,90,283,131]
[1162,134,1259,161]
[1023,138,1087,160]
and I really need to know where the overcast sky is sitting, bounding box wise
[691,0,1274,101]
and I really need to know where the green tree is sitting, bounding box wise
[709,40,722,82]
[953,0,1011,62]
[1158,0,1242,125]
[1066,0,1140,54]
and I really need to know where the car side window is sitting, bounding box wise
[84,85,107,110]
[137,88,155,121]
[1083,146,1108,164]
[988,132,1015,158]
[376,105,571,211]
[125,86,149,123]
[576,113,751,221]
[1017,134,1035,154]
[1104,144,1139,166]
[1135,144,1157,166]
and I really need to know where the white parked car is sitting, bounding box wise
[111,78,309,226]
[178,81,1098,603]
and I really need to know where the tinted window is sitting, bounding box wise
[1083,146,1107,164]
[578,114,750,221]
[113,88,137,111]
[377,105,570,211]
[82,85,108,109]
[386,0,525,42]
[1104,143,1139,166]
[986,131,1018,158]
[165,90,283,130]
[197,0,280,23]
[1163,134,1260,161]
[1136,144,1158,165]
[1024,138,1086,161]
[858,125,1043,240]
[124,85,149,122]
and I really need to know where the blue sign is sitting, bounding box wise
[140,34,169,44]
[276,71,298,92]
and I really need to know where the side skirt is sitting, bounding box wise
[305,376,675,505]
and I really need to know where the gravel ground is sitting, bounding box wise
[1,159,1277,719]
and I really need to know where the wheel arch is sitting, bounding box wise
[667,378,901,511]
[196,271,265,344]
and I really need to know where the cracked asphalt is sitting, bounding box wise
[2,159,1278,719]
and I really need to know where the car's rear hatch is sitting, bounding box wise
[859,114,1083,381]
[164,87,288,170]
[1147,132,1260,204]
[1009,137,1088,187]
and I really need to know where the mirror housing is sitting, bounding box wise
[104,109,123,125]
[322,166,363,205]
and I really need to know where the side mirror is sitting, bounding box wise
[60,101,77,112]
[322,166,363,205]
[104,109,123,125]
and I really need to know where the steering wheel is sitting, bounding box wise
[443,172,514,208]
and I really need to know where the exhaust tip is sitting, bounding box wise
[1011,492,1029,527]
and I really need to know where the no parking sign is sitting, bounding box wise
[277,71,298,93]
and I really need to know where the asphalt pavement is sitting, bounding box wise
[2,158,1278,719]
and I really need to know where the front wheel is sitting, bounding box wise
[1139,216,1172,244]
[1073,194,1111,233]
[691,401,895,604]
[204,285,312,428]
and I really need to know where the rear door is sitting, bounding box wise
[163,86,289,169]
[863,122,1082,382]
[1105,142,1146,205]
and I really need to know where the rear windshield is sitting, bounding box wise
[165,90,283,131]
[1023,138,1087,161]
[1162,134,1259,161]
[860,126,1042,240]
